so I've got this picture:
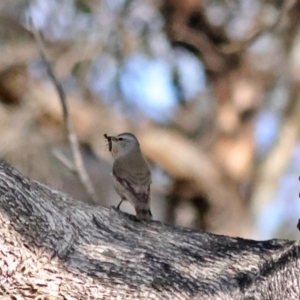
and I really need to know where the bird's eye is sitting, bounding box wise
[118,137,124,141]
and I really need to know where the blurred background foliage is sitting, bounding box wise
[0,0,299,239]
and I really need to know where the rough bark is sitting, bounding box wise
[0,160,299,299]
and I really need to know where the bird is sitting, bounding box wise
[104,132,152,220]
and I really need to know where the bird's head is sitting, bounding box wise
[104,133,140,157]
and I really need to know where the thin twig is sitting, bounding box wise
[52,149,76,173]
[29,18,98,203]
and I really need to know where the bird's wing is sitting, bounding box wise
[113,156,151,202]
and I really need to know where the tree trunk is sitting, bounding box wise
[0,160,299,299]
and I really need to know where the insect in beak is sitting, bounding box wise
[104,134,112,152]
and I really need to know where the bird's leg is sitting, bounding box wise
[116,198,125,210]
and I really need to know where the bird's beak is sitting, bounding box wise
[104,134,117,142]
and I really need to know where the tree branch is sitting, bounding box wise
[0,160,299,299]
[28,18,98,203]
[221,0,297,54]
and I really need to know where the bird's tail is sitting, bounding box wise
[136,208,152,221]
